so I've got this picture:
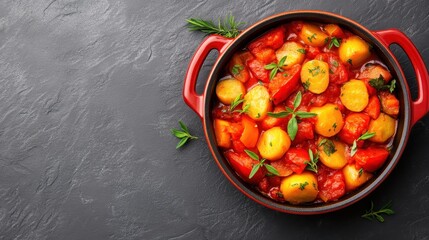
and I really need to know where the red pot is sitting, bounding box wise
[182,10,429,214]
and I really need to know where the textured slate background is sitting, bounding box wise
[0,0,428,239]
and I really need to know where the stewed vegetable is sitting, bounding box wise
[212,21,399,205]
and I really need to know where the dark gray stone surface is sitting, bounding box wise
[0,0,428,239]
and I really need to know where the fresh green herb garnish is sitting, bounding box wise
[297,48,306,54]
[305,149,319,173]
[231,64,244,76]
[265,56,287,80]
[332,60,339,67]
[245,149,279,179]
[236,103,249,114]
[267,91,317,140]
[369,75,396,93]
[347,59,353,65]
[229,94,244,112]
[362,201,394,223]
[350,131,376,157]
[303,79,310,90]
[171,121,198,149]
[307,33,316,43]
[319,139,336,156]
[328,37,341,49]
[186,14,245,38]
[358,168,364,177]
[299,182,309,190]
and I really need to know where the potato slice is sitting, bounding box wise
[299,23,329,47]
[280,172,318,204]
[339,36,371,66]
[243,85,272,121]
[215,78,246,105]
[257,127,291,161]
[343,164,373,191]
[367,113,396,143]
[310,103,344,137]
[301,59,329,94]
[318,139,347,170]
[275,41,305,69]
[340,79,369,112]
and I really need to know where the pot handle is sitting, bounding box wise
[183,35,233,118]
[373,29,429,126]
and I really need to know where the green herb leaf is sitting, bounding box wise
[267,111,291,118]
[264,63,278,70]
[288,116,298,141]
[307,33,316,43]
[245,149,260,161]
[235,103,250,114]
[347,59,353,65]
[297,49,306,54]
[362,201,394,223]
[369,75,396,93]
[231,64,244,76]
[269,67,278,81]
[264,164,280,176]
[351,140,358,157]
[171,121,198,149]
[278,56,287,67]
[358,131,376,141]
[358,168,363,177]
[295,111,317,118]
[229,94,244,112]
[319,139,336,156]
[186,13,245,38]
[328,37,341,49]
[305,149,319,173]
[249,163,261,179]
[332,60,339,67]
[303,79,310,90]
[299,181,309,190]
[293,91,302,109]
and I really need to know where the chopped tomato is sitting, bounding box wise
[268,187,286,202]
[358,64,392,82]
[379,91,399,118]
[338,113,370,145]
[228,52,250,83]
[240,116,259,148]
[268,64,301,104]
[294,121,315,144]
[305,46,321,59]
[213,119,232,148]
[283,147,310,174]
[261,105,288,130]
[248,27,285,51]
[251,47,277,64]
[212,105,242,122]
[354,147,390,172]
[324,24,345,38]
[317,165,346,202]
[364,96,381,119]
[225,151,265,184]
[248,58,269,82]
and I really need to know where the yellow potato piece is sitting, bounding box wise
[257,127,291,161]
[275,41,305,69]
[280,172,318,204]
[343,164,373,191]
[243,85,272,121]
[340,79,369,112]
[338,35,371,66]
[367,113,396,143]
[318,139,347,169]
[310,103,344,137]
[301,60,329,94]
[299,23,329,47]
[215,78,246,105]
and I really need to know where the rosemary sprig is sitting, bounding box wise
[186,14,245,38]
[362,201,394,223]
[171,121,198,149]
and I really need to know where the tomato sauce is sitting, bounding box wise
[212,21,399,205]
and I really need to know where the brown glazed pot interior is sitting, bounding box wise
[202,11,411,214]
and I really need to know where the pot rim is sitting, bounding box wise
[201,10,412,214]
